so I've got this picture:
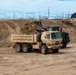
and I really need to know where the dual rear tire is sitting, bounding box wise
[15,44,22,52]
[15,43,32,53]
[22,44,31,53]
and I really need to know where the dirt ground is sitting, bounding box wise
[0,43,76,75]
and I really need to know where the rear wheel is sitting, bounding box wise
[41,45,48,54]
[15,43,22,52]
[52,49,59,53]
[22,44,30,53]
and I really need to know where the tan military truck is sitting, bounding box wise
[11,31,62,54]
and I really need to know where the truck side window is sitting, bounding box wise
[46,34,50,39]
[56,33,62,38]
[51,33,56,39]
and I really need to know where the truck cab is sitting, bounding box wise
[41,31,62,52]
[46,26,70,48]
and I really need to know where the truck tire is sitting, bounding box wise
[22,44,30,53]
[37,34,41,42]
[41,45,48,54]
[15,43,22,52]
[61,40,67,48]
[62,43,67,48]
[52,49,59,53]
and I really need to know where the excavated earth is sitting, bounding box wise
[0,19,76,75]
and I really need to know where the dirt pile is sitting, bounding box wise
[0,19,76,47]
[0,24,9,41]
[0,20,40,47]
[20,21,38,34]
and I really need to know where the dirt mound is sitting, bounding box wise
[0,19,76,47]
[0,20,39,47]
[20,21,38,34]
[0,22,10,41]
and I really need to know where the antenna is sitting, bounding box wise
[48,7,50,19]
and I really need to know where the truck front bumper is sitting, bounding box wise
[48,44,62,49]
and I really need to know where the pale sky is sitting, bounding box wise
[0,0,76,19]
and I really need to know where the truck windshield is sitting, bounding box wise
[51,32,61,39]
[51,33,57,39]
[56,32,62,38]
[47,27,60,31]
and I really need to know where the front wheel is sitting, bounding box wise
[41,45,48,54]
[52,49,59,53]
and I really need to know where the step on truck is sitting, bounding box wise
[11,31,62,54]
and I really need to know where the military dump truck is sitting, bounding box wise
[34,21,70,48]
[11,31,62,54]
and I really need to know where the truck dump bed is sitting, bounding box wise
[11,34,37,43]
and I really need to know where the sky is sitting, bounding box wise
[0,0,76,19]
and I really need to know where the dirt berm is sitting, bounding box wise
[0,19,76,47]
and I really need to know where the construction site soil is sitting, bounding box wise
[0,19,76,75]
[0,43,76,75]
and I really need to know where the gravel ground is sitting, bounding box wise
[0,43,76,75]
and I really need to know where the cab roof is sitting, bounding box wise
[42,31,60,34]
